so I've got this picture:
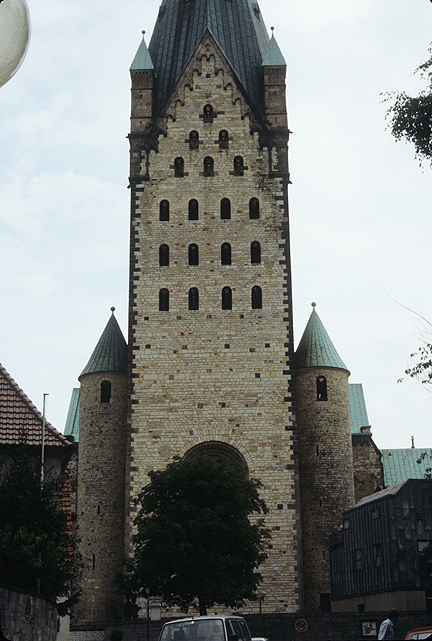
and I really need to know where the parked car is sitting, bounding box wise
[405,628,432,640]
[158,615,266,641]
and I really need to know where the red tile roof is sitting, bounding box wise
[0,362,70,447]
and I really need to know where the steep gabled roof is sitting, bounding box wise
[80,308,128,378]
[64,388,80,442]
[0,363,70,446]
[146,0,270,114]
[295,303,348,371]
[349,383,370,434]
[381,448,432,487]
[130,32,154,70]
[262,31,286,67]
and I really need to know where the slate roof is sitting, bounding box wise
[146,0,270,114]
[295,303,349,371]
[355,481,407,507]
[80,308,128,378]
[0,363,70,447]
[64,388,80,441]
[349,383,370,434]
[381,448,432,487]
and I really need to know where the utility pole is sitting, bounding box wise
[40,393,48,489]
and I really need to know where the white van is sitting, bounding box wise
[158,615,266,641]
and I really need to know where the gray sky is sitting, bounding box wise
[1,0,431,449]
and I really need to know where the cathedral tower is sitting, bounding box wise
[295,303,355,612]
[74,309,128,623]
[127,0,302,613]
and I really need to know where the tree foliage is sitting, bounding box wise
[385,45,432,165]
[0,445,77,606]
[123,454,270,615]
[402,343,432,389]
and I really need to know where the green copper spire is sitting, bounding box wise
[295,303,348,371]
[262,29,286,67]
[130,31,154,71]
[80,308,128,378]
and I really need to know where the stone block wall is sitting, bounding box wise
[0,586,57,641]
[352,433,384,502]
[127,34,301,613]
[296,366,355,611]
[74,371,128,624]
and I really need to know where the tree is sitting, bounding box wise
[0,444,78,610]
[384,44,432,166]
[123,454,270,615]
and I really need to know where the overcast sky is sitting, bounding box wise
[1,0,431,450]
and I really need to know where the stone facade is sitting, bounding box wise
[127,33,301,613]
[74,371,128,622]
[296,366,355,612]
[352,432,384,503]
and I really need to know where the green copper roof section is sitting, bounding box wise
[381,448,432,487]
[262,31,286,67]
[131,32,154,70]
[295,303,349,371]
[80,308,128,378]
[349,384,370,434]
[64,388,80,442]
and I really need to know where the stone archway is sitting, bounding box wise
[184,440,248,476]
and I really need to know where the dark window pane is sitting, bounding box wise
[252,286,262,309]
[221,243,231,265]
[222,287,232,310]
[160,200,170,221]
[159,288,169,311]
[189,199,198,220]
[159,244,169,266]
[221,198,231,219]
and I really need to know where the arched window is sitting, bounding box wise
[160,200,170,221]
[220,198,231,219]
[159,244,169,266]
[188,199,198,220]
[233,156,244,175]
[203,104,213,123]
[189,243,199,266]
[159,288,169,311]
[189,130,199,150]
[222,287,232,310]
[251,286,262,309]
[189,287,199,310]
[317,376,328,401]
[251,241,261,264]
[249,197,259,219]
[219,130,229,149]
[203,157,214,177]
[221,243,231,265]
[100,380,111,403]
[174,157,184,177]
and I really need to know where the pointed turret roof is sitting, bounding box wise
[131,31,154,71]
[146,0,270,114]
[80,308,128,378]
[295,303,349,371]
[262,30,286,67]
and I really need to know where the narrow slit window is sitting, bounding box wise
[203,104,213,123]
[159,244,169,266]
[221,243,231,265]
[189,287,199,310]
[249,197,260,219]
[251,241,261,264]
[222,287,232,310]
[100,380,111,403]
[233,156,244,175]
[189,244,199,265]
[160,200,170,221]
[220,198,231,219]
[317,376,328,401]
[159,288,169,311]
[174,157,184,177]
[189,130,199,150]
[188,199,198,220]
[219,130,229,149]
[252,286,262,309]
[203,157,214,177]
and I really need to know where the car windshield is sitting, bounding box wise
[160,620,225,641]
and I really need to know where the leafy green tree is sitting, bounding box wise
[0,445,77,607]
[123,454,270,615]
[384,45,432,166]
